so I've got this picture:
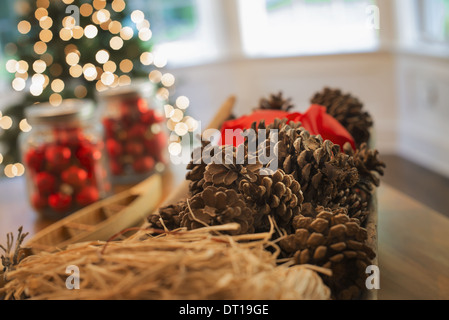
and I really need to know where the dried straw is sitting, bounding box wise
[1,224,330,300]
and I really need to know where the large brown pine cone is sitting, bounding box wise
[239,169,303,232]
[310,87,373,146]
[279,205,376,300]
[257,92,294,112]
[179,186,255,235]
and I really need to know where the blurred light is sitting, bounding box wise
[49,93,63,106]
[112,0,126,12]
[174,123,189,136]
[0,154,3,165]
[74,85,88,98]
[118,75,131,86]
[168,142,182,156]
[161,73,175,87]
[37,0,50,9]
[140,52,154,65]
[34,41,47,54]
[167,119,176,131]
[14,163,25,177]
[108,21,121,34]
[101,72,114,86]
[50,64,63,77]
[138,28,152,41]
[33,60,46,73]
[80,4,93,17]
[154,54,168,68]
[39,29,53,42]
[96,80,107,92]
[60,28,73,41]
[62,0,74,4]
[103,61,117,73]
[97,9,110,23]
[30,83,43,96]
[120,27,133,40]
[12,78,26,92]
[18,20,31,34]
[6,60,18,73]
[32,74,45,86]
[96,50,110,64]
[51,79,65,93]
[176,96,190,110]
[0,116,13,130]
[137,20,150,31]
[72,26,84,39]
[184,116,199,132]
[15,72,28,80]
[119,59,133,73]
[17,61,29,74]
[19,119,32,132]
[149,70,162,83]
[41,53,53,66]
[4,165,16,179]
[35,8,48,21]
[66,52,80,66]
[93,0,107,10]
[84,25,98,39]
[83,63,97,81]
[39,16,52,29]
[151,123,161,134]
[5,43,18,55]
[131,10,145,24]
[70,65,83,78]
[171,109,184,122]
[157,88,169,101]
[110,36,123,50]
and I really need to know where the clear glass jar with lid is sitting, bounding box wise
[98,82,168,186]
[20,99,110,220]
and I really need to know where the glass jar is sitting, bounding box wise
[98,82,167,186]
[20,100,110,220]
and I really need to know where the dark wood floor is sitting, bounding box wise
[381,155,449,218]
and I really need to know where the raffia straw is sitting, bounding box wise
[1,224,330,300]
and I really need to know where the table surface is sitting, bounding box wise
[1,176,448,300]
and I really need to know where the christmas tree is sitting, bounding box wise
[0,0,173,175]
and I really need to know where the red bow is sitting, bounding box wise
[220,104,355,150]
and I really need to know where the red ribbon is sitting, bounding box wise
[220,104,355,150]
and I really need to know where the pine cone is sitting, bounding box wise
[279,205,375,300]
[203,144,263,191]
[186,141,220,196]
[179,186,255,235]
[148,201,185,230]
[239,169,303,232]
[257,92,294,112]
[311,88,373,146]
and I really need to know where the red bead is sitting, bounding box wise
[45,145,71,170]
[106,139,123,157]
[76,186,99,206]
[31,192,47,210]
[137,98,149,113]
[62,166,88,189]
[76,143,101,173]
[25,147,45,173]
[141,110,155,125]
[48,192,72,212]
[133,156,155,173]
[35,172,56,194]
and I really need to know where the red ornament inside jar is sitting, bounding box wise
[20,100,111,220]
[98,84,167,185]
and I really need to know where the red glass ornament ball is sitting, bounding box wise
[76,186,99,206]
[48,192,72,213]
[62,166,88,189]
[25,147,45,173]
[45,145,72,169]
[125,141,144,156]
[106,139,123,157]
[35,172,56,194]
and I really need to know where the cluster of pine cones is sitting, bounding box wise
[148,89,385,300]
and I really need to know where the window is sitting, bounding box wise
[237,0,379,57]
[131,0,221,66]
[417,0,449,44]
